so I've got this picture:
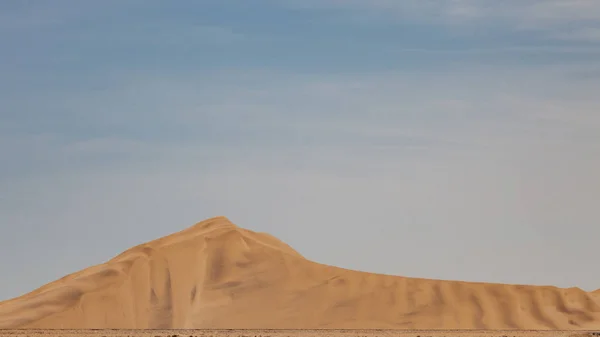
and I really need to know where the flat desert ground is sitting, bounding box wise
[1,217,600,329]
[1,331,599,337]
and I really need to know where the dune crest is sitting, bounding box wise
[1,216,599,329]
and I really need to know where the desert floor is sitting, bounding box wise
[0,330,598,337]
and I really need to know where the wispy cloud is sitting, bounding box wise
[285,0,600,22]
[281,0,600,43]
[3,64,599,177]
[0,0,127,32]
[555,27,600,42]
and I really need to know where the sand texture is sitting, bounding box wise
[2,331,600,337]
[1,216,599,329]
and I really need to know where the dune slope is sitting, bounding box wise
[1,216,599,329]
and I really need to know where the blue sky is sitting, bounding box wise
[1,0,600,300]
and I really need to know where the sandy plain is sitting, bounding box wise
[1,217,600,330]
[1,330,599,337]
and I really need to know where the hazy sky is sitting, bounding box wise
[1,0,600,301]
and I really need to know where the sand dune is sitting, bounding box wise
[1,216,599,329]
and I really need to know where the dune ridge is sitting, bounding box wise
[1,216,599,329]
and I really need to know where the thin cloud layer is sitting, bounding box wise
[283,0,600,42]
